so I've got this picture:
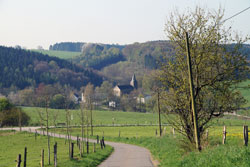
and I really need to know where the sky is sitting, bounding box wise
[0,0,249,49]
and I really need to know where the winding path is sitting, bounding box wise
[0,127,155,167]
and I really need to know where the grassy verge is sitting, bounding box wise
[0,131,113,167]
[50,125,250,167]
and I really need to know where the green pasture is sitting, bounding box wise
[51,125,249,142]
[0,131,113,167]
[22,107,166,126]
[31,50,81,59]
[238,79,250,108]
[22,107,250,127]
[19,106,250,167]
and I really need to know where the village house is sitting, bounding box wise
[113,74,138,97]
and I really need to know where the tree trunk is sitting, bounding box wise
[46,104,51,165]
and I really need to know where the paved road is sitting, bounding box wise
[0,127,156,167]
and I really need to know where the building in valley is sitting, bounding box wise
[113,74,138,97]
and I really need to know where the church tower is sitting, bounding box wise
[130,74,138,89]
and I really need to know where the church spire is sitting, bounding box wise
[130,74,138,89]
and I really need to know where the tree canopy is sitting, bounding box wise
[159,7,249,150]
[0,46,103,90]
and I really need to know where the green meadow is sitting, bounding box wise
[0,131,113,167]
[31,49,81,59]
[19,84,250,167]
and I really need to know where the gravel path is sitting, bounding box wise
[0,127,155,167]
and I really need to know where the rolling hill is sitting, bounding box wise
[0,46,103,90]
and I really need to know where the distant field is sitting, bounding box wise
[22,106,250,127]
[31,49,81,59]
[238,79,250,107]
[22,107,167,126]
[0,131,112,167]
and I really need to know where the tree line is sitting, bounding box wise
[0,46,103,91]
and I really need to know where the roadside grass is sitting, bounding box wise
[0,131,113,167]
[51,125,250,167]
[31,49,81,59]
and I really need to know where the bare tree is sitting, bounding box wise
[36,84,54,164]
[84,83,94,136]
[79,100,85,157]
[61,86,73,158]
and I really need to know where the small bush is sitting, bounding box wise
[0,98,30,126]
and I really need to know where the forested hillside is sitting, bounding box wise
[73,43,125,70]
[47,41,250,86]
[0,46,102,90]
[49,42,85,52]
[122,41,174,69]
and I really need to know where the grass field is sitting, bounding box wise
[22,107,167,126]
[238,79,250,108]
[22,106,250,127]
[0,130,113,167]
[21,106,250,166]
[31,49,81,59]
[51,125,250,167]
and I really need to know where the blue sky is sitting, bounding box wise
[0,0,249,49]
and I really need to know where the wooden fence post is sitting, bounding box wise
[79,142,82,157]
[35,131,37,140]
[243,125,248,146]
[102,137,105,148]
[41,149,44,167]
[54,142,57,167]
[16,154,21,167]
[119,130,120,138]
[100,139,103,149]
[24,147,27,167]
[86,141,89,154]
[172,128,175,135]
[70,142,74,159]
[97,135,99,144]
[223,126,227,144]
[77,135,79,147]
[93,143,96,153]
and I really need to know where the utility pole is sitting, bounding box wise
[157,89,162,136]
[185,32,200,151]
